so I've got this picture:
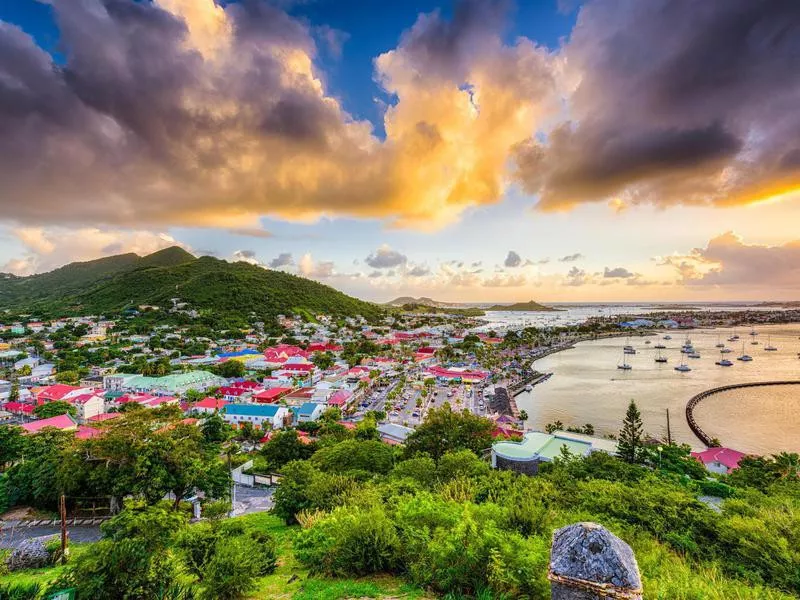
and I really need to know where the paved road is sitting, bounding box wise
[0,524,102,549]
[232,484,274,516]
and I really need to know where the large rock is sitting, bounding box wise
[549,522,642,599]
[5,534,57,571]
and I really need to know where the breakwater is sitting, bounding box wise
[685,380,800,447]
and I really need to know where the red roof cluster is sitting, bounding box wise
[691,447,746,473]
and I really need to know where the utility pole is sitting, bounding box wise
[59,493,67,564]
[666,408,672,446]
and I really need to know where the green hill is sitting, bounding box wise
[0,247,383,323]
[486,300,561,312]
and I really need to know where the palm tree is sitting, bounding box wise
[771,452,800,479]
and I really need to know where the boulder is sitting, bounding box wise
[5,534,58,571]
[549,522,642,599]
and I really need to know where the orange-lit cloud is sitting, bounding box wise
[0,0,556,231]
[2,227,188,275]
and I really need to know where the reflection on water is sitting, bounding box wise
[515,324,800,454]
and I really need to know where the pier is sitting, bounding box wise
[685,380,800,447]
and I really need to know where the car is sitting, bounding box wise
[412,411,420,417]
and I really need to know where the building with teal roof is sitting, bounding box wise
[491,431,617,475]
[104,370,226,395]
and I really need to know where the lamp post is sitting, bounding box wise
[657,445,663,470]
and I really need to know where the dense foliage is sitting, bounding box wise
[0,247,384,323]
[270,412,800,599]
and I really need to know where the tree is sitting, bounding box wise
[202,412,232,444]
[7,380,19,403]
[261,430,316,470]
[518,409,528,421]
[185,388,205,403]
[354,416,380,441]
[0,425,24,470]
[404,405,494,460]
[34,400,77,419]
[617,400,646,464]
[214,360,246,379]
[310,351,335,371]
[545,420,564,434]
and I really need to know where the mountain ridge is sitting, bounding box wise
[0,247,383,323]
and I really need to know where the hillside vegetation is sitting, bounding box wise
[0,247,383,323]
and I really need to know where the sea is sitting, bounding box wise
[473,307,800,455]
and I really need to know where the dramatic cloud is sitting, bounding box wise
[298,253,334,279]
[504,250,522,268]
[559,253,583,262]
[603,267,635,279]
[365,245,407,269]
[268,252,294,268]
[515,0,800,212]
[1,227,186,275]
[232,249,259,265]
[661,232,800,288]
[0,0,556,231]
[564,266,589,287]
[407,264,431,277]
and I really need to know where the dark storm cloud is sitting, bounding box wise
[268,252,294,268]
[365,246,407,269]
[504,251,522,268]
[516,0,800,210]
[603,267,634,279]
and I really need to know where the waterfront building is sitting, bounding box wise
[691,447,746,474]
[491,430,618,475]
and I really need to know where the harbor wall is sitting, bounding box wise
[685,380,800,447]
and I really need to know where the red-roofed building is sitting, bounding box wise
[65,393,105,421]
[37,384,82,403]
[3,401,35,415]
[76,425,103,440]
[88,412,122,423]
[218,385,261,402]
[21,414,77,434]
[191,397,230,414]
[253,387,292,403]
[691,447,747,474]
[327,389,353,408]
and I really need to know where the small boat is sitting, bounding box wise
[624,347,636,355]
[654,350,668,363]
[681,345,695,354]
[645,340,651,345]
[524,384,533,392]
[720,347,732,354]
[688,352,701,359]
[663,335,672,340]
[737,353,753,362]
[715,335,724,348]
[674,361,691,372]
[751,340,759,345]
[750,328,758,336]
[764,336,777,351]
[617,351,632,370]
[715,351,733,367]
[654,343,666,349]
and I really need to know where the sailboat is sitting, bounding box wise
[764,336,778,351]
[663,334,672,340]
[617,350,632,370]
[728,330,739,342]
[654,349,668,363]
[737,342,753,362]
[720,346,732,354]
[715,350,733,367]
[674,358,691,372]
[750,327,758,336]
[715,335,724,348]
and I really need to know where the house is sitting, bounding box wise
[326,389,353,409]
[691,447,746,474]
[222,404,290,430]
[191,397,230,414]
[491,431,618,475]
[21,414,78,434]
[252,387,292,403]
[376,423,414,445]
[37,384,85,403]
[294,402,325,423]
[67,393,105,422]
[103,371,225,395]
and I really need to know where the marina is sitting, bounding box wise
[517,323,800,454]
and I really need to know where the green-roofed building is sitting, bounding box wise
[491,430,618,475]
[103,370,226,395]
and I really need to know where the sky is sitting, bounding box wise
[1,0,799,303]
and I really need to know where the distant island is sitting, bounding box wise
[485,300,562,312]
[385,296,451,308]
